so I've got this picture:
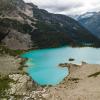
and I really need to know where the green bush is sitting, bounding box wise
[0,45,25,56]
[0,75,13,97]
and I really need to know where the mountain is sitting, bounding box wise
[0,0,98,50]
[78,12,96,19]
[78,12,100,39]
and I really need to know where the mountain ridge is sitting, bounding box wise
[78,11,100,39]
[0,0,99,50]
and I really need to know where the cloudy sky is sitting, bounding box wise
[24,0,100,16]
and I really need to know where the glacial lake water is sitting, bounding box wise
[21,47,100,85]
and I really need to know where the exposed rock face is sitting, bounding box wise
[0,0,99,50]
[8,74,33,95]
[78,12,100,39]
[7,74,49,100]
[0,0,25,18]
[0,0,36,50]
[2,30,33,50]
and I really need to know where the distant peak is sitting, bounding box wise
[77,12,97,20]
[27,3,37,7]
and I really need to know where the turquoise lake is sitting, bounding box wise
[21,47,100,85]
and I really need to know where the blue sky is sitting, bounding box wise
[24,0,100,16]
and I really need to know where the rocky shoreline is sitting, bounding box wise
[0,54,100,100]
[46,63,100,100]
[0,55,49,100]
[7,74,49,100]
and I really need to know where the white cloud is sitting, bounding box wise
[24,0,100,16]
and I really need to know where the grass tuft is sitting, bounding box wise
[88,71,100,77]
[0,75,13,98]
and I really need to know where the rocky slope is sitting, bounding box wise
[0,0,98,50]
[78,12,100,39]
[0,54,49,100]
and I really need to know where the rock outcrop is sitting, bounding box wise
[7,74,49,100]
[2,30,33,50]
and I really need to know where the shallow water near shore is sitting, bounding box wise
[21,47,100,85]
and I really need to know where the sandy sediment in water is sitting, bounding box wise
[46,63,100,100]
